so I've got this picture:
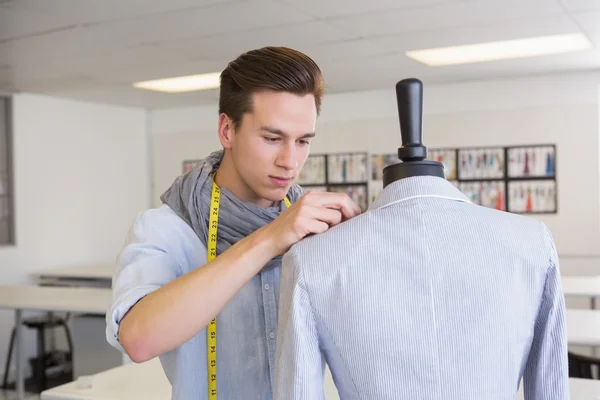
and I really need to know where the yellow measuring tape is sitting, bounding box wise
[207,179,290,399]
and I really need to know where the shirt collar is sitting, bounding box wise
[371,175,471,210]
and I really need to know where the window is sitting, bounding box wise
[0,96,14,245]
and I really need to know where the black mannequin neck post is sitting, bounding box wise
[382,160,444,188]
[382,78,445,189]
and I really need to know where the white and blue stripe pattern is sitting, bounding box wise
[274,175,568,400]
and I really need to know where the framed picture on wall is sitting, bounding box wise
[458,181,506,211]
[328,153,369,184]
[458,147,505,180]
[328,184,369,212]
[182,159,201,174]
[507,145,555,178]
[370,153,400,181]
[297,154,326,185]
[302,185,328,192]
[507,180,557,213]
[428,148,457,180]
[369,180,384,205]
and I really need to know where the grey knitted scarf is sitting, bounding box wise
[160,150,304,271]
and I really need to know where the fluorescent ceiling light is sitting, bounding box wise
[132,71,221,93]
[405,33,592,66]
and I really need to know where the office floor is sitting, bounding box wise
[0,390,39,399]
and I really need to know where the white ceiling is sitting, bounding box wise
[0,0,599,109]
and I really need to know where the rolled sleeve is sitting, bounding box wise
[106,205,187,353]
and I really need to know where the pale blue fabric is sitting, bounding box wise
[106,204,283,400]
[274,175,568,400]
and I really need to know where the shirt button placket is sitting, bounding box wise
[261,270,278,385]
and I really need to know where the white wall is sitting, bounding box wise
[321,104,598,257]
[151,71,600,273]
[0,93,149,381]
[152,126,221,206]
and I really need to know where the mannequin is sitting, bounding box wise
[274,81,567,400]
[383,78,445,188]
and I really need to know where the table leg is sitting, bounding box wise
[15,308,24,400]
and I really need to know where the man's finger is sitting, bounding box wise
[306,192,361,214]
[306,219,330,235]
[307,205,343,227]
[336,197,361,220]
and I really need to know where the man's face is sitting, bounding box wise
[227,91,317,205]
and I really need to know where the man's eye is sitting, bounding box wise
[265,137,280,142]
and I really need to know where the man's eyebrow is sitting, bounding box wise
[261,126,315,138]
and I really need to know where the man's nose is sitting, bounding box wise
[277,146,297,170]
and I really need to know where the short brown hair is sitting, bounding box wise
[218,46,324,128]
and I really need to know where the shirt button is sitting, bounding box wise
[264,283,270,290]
[269,332,275,339]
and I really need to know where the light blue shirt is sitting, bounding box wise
[274,175,568,400]
[106,204,282,400]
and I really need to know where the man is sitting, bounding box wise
[105,46,361,400]
[274,174,568,399]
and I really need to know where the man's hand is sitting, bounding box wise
[116,190,360,362]
[262,190,361,256]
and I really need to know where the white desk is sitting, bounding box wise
[41,356,600,400]
[41,358,169,400]
[41,358,335,400]
[567,309,600,347]
[0,285,112,400]
[516,378,600,399]
[563,276,600,356]
[0,286,112,313]
[563,276,600,300]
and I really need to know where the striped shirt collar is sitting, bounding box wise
[371,175,471,210]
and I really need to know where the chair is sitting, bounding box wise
[1,314,73,393]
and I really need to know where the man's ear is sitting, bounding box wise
[218,113,235,149]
